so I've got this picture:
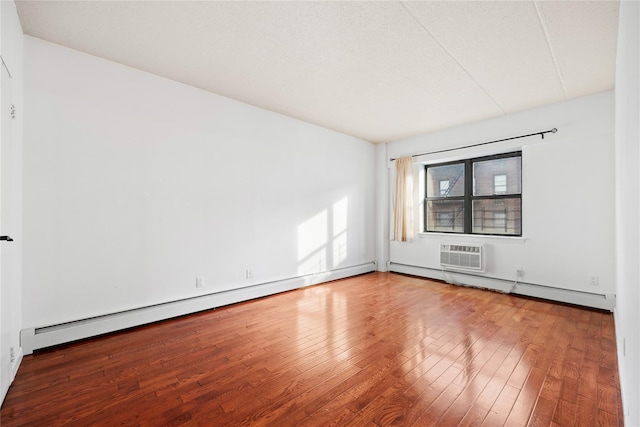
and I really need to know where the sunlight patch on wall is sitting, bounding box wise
[297,210,328,275]
[297,196,350,276]
[332,197,348,268]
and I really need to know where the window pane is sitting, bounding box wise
[426,163,465,197]
[494,174,507,194]
[439,180,450,196]
[472,199,521,235]
[473,156,521,196]
[426,200,464,233]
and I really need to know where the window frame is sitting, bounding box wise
[424,151,522,236]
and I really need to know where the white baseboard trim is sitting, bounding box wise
[389,262,615,312]
[10,347,23,383]
[21,262,376,355]
[0,347,22,404]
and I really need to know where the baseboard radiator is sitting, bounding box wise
[389,262,615,312]
[21,262,376,355]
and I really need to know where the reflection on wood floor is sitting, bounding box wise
[1,272,623,426]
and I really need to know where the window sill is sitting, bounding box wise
[417,232,528,244]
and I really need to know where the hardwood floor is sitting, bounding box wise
[1,272,623,426]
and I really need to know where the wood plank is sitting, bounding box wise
[0,272,623,426]
[480,384,520,426]
[575,394,599,426]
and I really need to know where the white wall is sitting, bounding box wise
[375,143,389,272]
[380,91,615,300]
[22,36,375,329]
[0,0,23,402]
[614,1,640,424]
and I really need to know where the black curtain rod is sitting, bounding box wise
[389,128,557,161]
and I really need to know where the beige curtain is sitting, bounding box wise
[393,156,414,241]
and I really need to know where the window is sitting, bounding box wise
[439,180,450,196]
[437,211,454,227]
[424,151,521,236]
[494,174,507,194]
[493,211,507,230]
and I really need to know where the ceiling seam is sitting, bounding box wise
[398,1,506,115]
[533,0,568,98]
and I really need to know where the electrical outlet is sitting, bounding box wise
[246,269,253,279]
[196,277,204,288]
[590,276,599,286]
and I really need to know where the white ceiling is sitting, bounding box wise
[15,1,619,143]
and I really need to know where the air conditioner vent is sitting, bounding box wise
[440,243,484,272]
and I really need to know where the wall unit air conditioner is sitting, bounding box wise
[440,243,484,272]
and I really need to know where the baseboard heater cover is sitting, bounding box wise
[389,262,615,312]
[21,262,376,355]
